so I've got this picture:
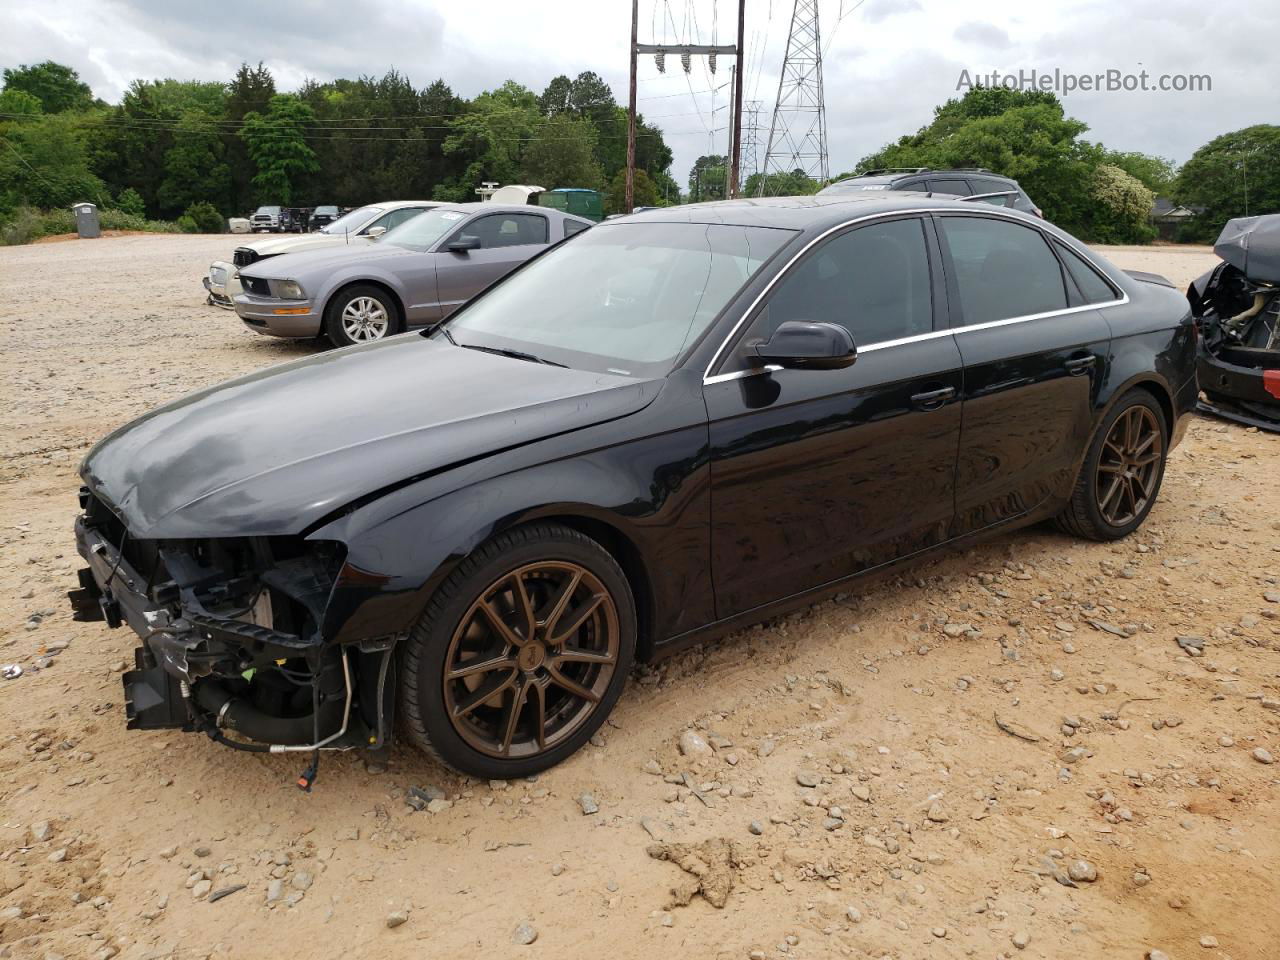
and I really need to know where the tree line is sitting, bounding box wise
[0,60,678,223]
[686,88,1278,244]
[2,60,1275,244]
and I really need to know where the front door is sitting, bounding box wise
[933,213,1114,535]
[706,215,964,619]
[434,212,552,318]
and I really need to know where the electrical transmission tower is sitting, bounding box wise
[740,100,763,182]
[759,0,829,195]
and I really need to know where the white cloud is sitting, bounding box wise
[2,0,1275,189]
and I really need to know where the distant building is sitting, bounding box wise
[1151,196,1202,242]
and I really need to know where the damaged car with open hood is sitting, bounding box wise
[1188,214,1280,431]
[70,195,1198,784]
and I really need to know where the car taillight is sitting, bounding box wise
[1264,370,1280,400]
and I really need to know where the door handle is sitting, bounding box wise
[1065,354,1096,376]
[910,386,956,410]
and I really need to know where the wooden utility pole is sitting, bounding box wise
[626,0,639,213]
[729,0,746,197]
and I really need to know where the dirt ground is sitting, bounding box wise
[1,235,1277,960]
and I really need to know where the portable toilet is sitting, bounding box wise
[72,202,100,239]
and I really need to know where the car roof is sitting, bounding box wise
[366,200,436,210]
[610,193,1034,232]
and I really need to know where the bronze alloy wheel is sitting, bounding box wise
[442,561,620,759]
[1094,403,1164,527]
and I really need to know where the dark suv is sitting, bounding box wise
[820,168,1042,218]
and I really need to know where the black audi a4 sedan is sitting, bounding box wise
[71,194,1198,780]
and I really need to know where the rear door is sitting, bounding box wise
[434,212,552,317]
[706,215,964,617]
[935,213,1114,535]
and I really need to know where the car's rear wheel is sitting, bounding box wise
[397,523,636,779]
[324,284,401,347]
[1056,390,1167,541]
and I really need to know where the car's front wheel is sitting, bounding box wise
[397,523,636,779]
[324,284,401,347]
[1056,390,1168,541]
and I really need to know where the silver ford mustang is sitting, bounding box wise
[233,203,593,347]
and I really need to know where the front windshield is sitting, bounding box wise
[314,205,339,215]
[441,222,795,378]
[320,205,383,235]
[382,207,469,252]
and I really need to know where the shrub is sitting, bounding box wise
[115,188,146,217]
[0,204,179,244]
[1085,164,1157,244]
[176,215,199,233]
[183,201,225,233]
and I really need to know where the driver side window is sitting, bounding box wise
[728,216,933,370]
[448,214,550,249]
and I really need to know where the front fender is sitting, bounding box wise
[309,369,712,651]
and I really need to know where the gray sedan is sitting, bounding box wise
[234,203,593,346]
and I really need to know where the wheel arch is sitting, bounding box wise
[1097,371,1175,439]
[522,513,657,662]
[324,277,407,330]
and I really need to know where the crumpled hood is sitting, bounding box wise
[240,242,415,279]
[238,233,375,258]
[82,336,660,539]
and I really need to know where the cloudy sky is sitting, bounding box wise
[5,0,1277,190]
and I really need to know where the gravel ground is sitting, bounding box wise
[1,235,1277,960]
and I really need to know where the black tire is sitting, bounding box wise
[323,283,401,347]
[397,522,636,779]
[1056,390,1168,541]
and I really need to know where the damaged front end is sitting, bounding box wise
[1188,215,1280,431]
[69,487,394,772]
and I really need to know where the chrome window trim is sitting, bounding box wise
[701,207,1129,385]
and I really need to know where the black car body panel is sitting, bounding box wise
[71,194,1198,759]
[81,337,661,539]
[1187,215,1280,431]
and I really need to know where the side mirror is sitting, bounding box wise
[365,225,387,239]
[748,320,857,371]
[447,235,482,253]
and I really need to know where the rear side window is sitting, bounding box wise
[927,179,972,196]
[970,177,1014,197]
[937,216,1068,325]
[745,217,933,351]
[564,218,591,238]
[1053,239,1119,305]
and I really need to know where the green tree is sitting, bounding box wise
[2,61,94,113]
[1175,124,1280,242]
[1085,164,1156,243]
[688,155,728,202]
[0,88,42,118]
[856,87,1102,235]
[1104,151,1177,196]
[442,81,541,188]
[520,114,602,189]
[605,168,659,214]
[0,111,105,211]
[745,169,821,197]
[239,94,319,203]
[157,110,231,215]
[115,187,145,216]
[224,63,276,211]
[538,75,573,116]
[183,200,225,232]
